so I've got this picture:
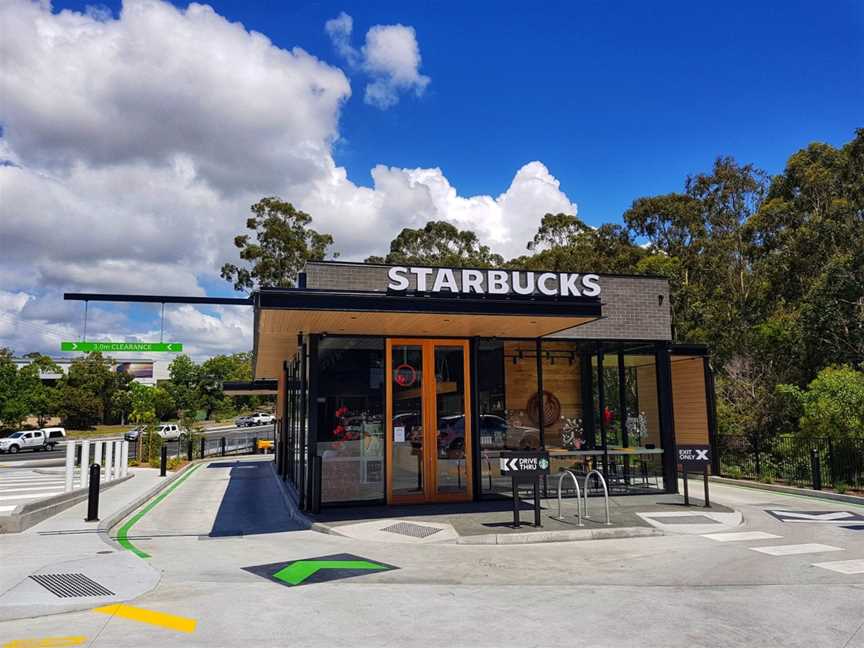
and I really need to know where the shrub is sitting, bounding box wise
[778,365,864,440]
[725,465,743,479]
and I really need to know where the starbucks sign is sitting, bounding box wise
[387,266,601,298]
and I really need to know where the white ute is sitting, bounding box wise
[0,430,48,454]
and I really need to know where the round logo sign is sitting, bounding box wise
[394,363,417,387]
[539,458,549,470]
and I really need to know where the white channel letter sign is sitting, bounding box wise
[386,267,601,297]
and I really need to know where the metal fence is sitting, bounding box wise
[126,431,266,464]
[718,434,864,490]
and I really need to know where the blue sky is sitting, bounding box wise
[55,0,864,224]
[1,0,861,358]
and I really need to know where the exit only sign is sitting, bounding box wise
[61,341,183,352]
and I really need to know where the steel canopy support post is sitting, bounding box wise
[618,351,630,486]
[704,358,720,476]
[299,336,308,510]
[656,345,677,493]
[597,350,609,479]
[535,338,546,496]
[469,337,481,501]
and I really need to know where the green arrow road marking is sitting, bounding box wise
[272,560,389,585]
[61,341,183,353]
[116,463,202,559]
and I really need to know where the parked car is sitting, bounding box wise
[436,415,540,452]
[246,412,276,426]
[0,429,48,454]
[40,427,66,450]
[154,424,185,441]
[235,415,252,428]
[124,426,145,442]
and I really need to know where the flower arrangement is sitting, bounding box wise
[561,416,584,449]
[626,411,648,446]
[331,405,359,450]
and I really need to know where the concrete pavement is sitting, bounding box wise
[1,460,863,647]
[0,467,167,620]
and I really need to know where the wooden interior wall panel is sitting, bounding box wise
[670,356,709,445]
[636,364,661,445]
[503,341,581,448]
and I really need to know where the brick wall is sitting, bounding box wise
[303,261,671,341]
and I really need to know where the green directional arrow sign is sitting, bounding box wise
[273,559,387,585]
[243,554,397,587]
[61,341,183,353]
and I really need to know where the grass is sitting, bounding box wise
[67,424,133,439]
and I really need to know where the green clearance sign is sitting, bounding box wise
[61,341,183,353]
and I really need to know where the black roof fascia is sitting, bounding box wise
[64,293,252,306]
[256,288,601,319]
[223,380,278,391]
[670,343,709,356]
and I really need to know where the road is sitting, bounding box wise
[1,460,863,647]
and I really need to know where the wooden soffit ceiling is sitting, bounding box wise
[254,309,597,378]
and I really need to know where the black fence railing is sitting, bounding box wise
[718,434,864,490]
[132,431,268,464]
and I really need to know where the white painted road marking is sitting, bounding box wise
[812,559,864,575]
[0,485,68,493]
[750,544,845,556]
[0,505,16,513]
[765,509,864,524]
[773,511,853,521]
[702,531,782,542]
[0,492,62,500]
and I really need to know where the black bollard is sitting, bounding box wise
[221,437,226,457]
[160,445,168,477]
[252,436,258,455]
[811,448,822,490]
[200,437,206,459]
[85,463,101,522]
[187,436,193,461]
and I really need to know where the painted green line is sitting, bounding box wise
[273,560,388,585]
[116,463,203,558]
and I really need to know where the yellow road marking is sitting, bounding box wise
[3,637,87,648]
[93,604,196,634]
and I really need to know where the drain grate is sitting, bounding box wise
[29,573,115,598]
[381,522,442,538]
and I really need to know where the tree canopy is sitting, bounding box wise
[365,220,504,268]
[221,197,336,292]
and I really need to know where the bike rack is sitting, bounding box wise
[583,469,612,525]
[553,469,583,526]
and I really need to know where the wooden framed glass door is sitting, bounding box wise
[386,339,473,504]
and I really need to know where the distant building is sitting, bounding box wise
[12,357,166,387]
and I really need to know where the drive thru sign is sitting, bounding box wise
[499,451,549,528]
[499,452,550,475]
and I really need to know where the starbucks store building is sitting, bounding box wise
[255,261,718,512]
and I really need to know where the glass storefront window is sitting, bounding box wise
[478,340,547,495]
[589,348,665,492]
[538,340,583,478]
[317,337,385,503]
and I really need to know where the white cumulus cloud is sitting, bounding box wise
[325,12,430,109]
[0,0,577,359]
